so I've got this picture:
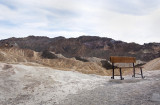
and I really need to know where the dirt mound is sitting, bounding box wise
[143,57,160,70]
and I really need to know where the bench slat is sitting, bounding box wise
[110,56,136,63]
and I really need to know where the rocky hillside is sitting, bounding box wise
[0,48,109,76]
[0,35,160,61]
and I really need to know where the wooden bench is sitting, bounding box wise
[110,56,145,80]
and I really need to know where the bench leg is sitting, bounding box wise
[119,68,124,80]
[132,68,135,77]
[140,67,145,79]
[132,63,135,77]
[111,69,114,79]
[111,63,114,79]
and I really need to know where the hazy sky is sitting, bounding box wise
[0,0,160,44]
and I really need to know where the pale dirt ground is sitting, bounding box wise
[0,62,107,105]
[59,71,160,105]
[0,62,160,105]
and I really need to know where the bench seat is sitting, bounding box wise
[110,56,145,80]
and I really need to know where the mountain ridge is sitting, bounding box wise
[0,35,160,61]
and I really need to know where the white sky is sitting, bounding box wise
[0,0,160,44]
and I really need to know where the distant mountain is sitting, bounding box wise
[0,35,160,61]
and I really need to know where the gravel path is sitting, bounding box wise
[59,71,160,105]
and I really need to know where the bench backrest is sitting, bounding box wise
[110,56,136,63]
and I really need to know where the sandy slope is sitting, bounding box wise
[143,57,160,70]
